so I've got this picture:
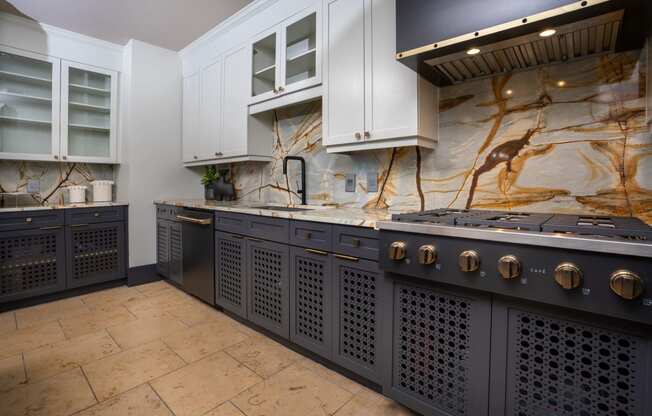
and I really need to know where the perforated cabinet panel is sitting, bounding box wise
[168,222,182,285]
[388,281,491,416]
[215,232,247,318]
[246,239,290,339]
[156,220,170,278]
[504,309,650,416]
[290,248,332,359]
[0,228,66,303]
[332,257,387,383]
[66,222,125,288]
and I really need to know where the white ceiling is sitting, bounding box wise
[0,0,252,50]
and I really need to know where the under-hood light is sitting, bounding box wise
[539,29,557,37]
[466,47,481,55]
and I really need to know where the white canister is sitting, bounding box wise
[67,185,87,203]
[91,180,114,202]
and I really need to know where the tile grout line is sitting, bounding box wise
[148,381,178,416]
[159,337,190,365]
[13,311,18,330]
[228,399,249,416]
[222,348,272,380]
[21,352,28,384]
[79,365,101,405]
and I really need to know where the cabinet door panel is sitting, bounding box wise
[168,221,183,285]
[250,27,281,105]
[0,227,66,303]
[290,247,332,359]
[182,72,200,163]
[246,238,290,339]
[156,220,170,278]
[200,59,222,160]
[324,0,365,146]
[281,4,322,95]
[221,46,248,158]
[215,231,247,318]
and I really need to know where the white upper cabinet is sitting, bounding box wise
[182,72,200,163]
[199,58,222,160]
[0,46,60,162]
[221,46,249,158]
[323,0,438,153]
[61,61,118,163]
[249,2,322,107]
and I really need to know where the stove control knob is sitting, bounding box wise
[554,263,582,289]
[388,241,407,261]
[610,270,644,300]
[498,255,521,280]
[417,245,437,265]
[459,250,480,272]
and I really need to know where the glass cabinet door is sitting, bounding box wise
[251,29,279,103]
[0,47,60,161]
[61,61,117,163]
[282,7,320,93]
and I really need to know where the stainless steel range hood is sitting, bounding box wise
[396,0,651,86]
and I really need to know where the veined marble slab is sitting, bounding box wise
[0,202,128,213]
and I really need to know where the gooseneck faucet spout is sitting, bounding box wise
[282,156,307,205]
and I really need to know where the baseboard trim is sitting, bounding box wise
[127,264,161,286]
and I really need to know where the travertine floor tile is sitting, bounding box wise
[225,334,302,378]
[81,286,144,307]
[0,354,26,392]
[151,352,262,416]
[76,383,173,416]
[0,368,96,416]
[162,319,250,363]
[204,401,246,416]
[335,387,416,415]
[299,358,363,395]
[24,330,121,382]
[83,340,185,401]
[15,297,89,329]
[133,280,175,297]
[123,290,193,318]
[107,314,188,349]
[0,321,66,360]
[231,360,353,416]
[0,311,16,332]
[59,304,136,339]
[164,300,226,327]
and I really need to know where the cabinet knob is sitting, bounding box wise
[193,155,198,159]
[364,131,370,139]
[215,152,223,157]
[62,156,67,160]
[273,88,278,93]
[54,155,59,160]
[354,132,362,140]
[278,86,285,92]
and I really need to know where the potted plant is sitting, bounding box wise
[201,166,219,200]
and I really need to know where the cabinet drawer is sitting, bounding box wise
[332,225,379,261]
[215,212,290,244]
[156,204,179,221]
[214,211,249,234]
[290,220,331,251]
[66,206,125,225]
[0,210,64,232]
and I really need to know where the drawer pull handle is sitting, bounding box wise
[306,248,328,256]
[230,234,244,239]
[175,215,212,225]
[40,226,62,231]
[71,223,89,228]
[351,238,360,247]
[25,217,33,223]
[335,254,359,262]
[246,237,263,243]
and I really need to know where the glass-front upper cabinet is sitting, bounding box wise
[61,62,118,163]
[0,47,60,161]
[249,3,321,104]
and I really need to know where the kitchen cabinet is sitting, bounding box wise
[323,0,437,153]
[182,72,201,163]
[0,46,120,163]
[215,231,247,318]
[249,3,322,106]
[198,58,222,161]
[155,205,183,285]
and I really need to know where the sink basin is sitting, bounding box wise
[252,205,314,212]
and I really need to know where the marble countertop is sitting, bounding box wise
[0,202,128,213]
[154,199,393,228]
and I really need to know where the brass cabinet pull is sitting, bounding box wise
[230,234,244,239]
[305,248,328,256]
[334,254,359,262]
[40,226,62,230]
[71,223,89,228]
[175,215,212,225]
[25,217,33,223]
[350,238,360,247]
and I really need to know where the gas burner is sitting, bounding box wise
[391,208,490,225]
[456,211,554,231]
[542,215,652,240]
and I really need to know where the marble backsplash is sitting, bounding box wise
[232,50,652,223]
[0,161,114,207]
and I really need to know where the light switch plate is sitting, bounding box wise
[26,180,40,193]
[345,174,356,192]
[367,171,378,192]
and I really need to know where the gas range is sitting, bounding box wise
[376,209,652,416]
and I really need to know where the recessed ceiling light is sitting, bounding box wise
[539,29,557,37]
[466,48,481,55]
[557,80,566,87]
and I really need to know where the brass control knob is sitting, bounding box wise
[498,255,521,280]
[388,241,407,261]
[417,245,437,265]
[610,270,644,300]
[459,250,480,272]
[554,263,582,289]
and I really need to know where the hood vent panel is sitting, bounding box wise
[426,11,623,84]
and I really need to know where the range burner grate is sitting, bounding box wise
[542,215,652,240]
[391,208,490,225]
[456,212,554,231]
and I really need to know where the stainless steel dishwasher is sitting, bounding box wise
[175,209,214,304]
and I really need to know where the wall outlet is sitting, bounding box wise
[26,179,40,194]
[345,174,356,192]
[367,171,378,192]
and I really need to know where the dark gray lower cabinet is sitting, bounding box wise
[156,220,170,277]
[156,219,182,285]
[66,221,126,289]
[332,256,387,384]
[0,227,67,303]
[290,247,333,360]
[215,231,247,318]
[246,238,290,339]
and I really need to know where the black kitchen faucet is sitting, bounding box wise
[282,156,306,205]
